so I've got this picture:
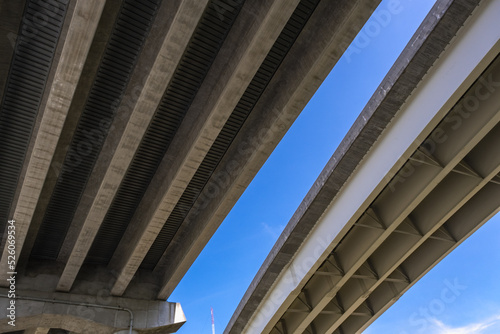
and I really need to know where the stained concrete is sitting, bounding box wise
[0,0,106,285]
[108,0,301,297]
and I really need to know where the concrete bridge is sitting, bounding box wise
[225,0,500,333]
[0,0,381,333]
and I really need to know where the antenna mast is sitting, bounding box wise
[211,307,215,334]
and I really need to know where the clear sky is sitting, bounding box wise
[170,1,500,333]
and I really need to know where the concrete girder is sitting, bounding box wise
[55,0,209,293]
[17,0,123,271]
[235,0,499,331]
[108,0,302,297]
[23,328,50,334]
[1,0,77,259]
[0,289,185,333]
[0,0,106,284]
[153,0,382,300]
[55,0,190,264]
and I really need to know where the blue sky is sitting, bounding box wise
[170,1,500,333]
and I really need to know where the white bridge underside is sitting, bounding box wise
[241,1,500,333]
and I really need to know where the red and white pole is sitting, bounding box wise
[211,307,215,334]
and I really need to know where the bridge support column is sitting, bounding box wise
[0,288,185,334]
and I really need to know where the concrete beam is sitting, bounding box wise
[154,0,382,300]
[0,0,106,284]
[0,289,185,333]
[55,0,208,293]
[23,328,50,334]
[108,0,301,296]
[17,0,123,271]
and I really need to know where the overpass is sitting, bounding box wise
[0,0,383,332]
[225,0,500,333]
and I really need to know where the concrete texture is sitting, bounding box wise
[108,0,301,297]
[18,0,123,271]
[23,328,51,334]
[0,0,432,332]
[154,0,382,300]
[0,0,106,284]
[0,287,185,333]
[56,0,209,293]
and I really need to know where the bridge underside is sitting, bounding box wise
[0,0,380,333]
[271,56,500,334]
[225,0,500,333]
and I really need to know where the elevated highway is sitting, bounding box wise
[225,0,500,333]
[0,0,380,332]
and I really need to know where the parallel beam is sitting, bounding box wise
[0,0,70,253]
[56,0,208,293]
[0,0,105,283]
[155,0,382,300]
[108,0,301,296]
[17,0,123,270]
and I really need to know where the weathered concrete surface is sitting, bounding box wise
[23,328,51,334]
[0,287,185,333]
[155,0,383,300]
[223,0,483,332]
[108,0,302,297]
[56,0,183,264]
[1,0,75,257]
[0,0,106,285]
[18,0,123,271]
[56,0,209,293]
[18,260,163,301]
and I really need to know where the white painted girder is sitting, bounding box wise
[316,119,500,334]
[351,180,500,333]
[279,51,500,334]
[249,0,500,332]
